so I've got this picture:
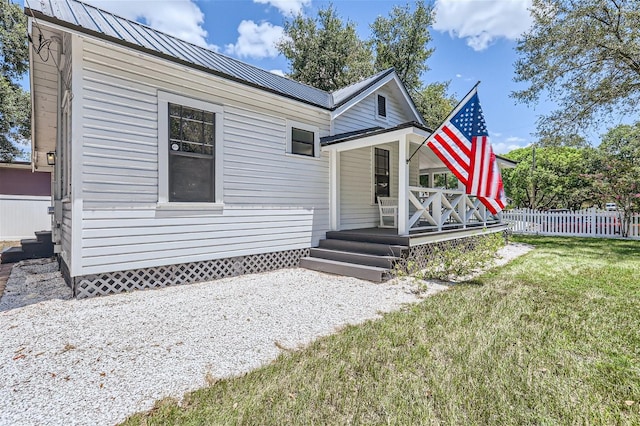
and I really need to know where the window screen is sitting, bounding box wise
[291,127,315,156]
[377,94,387,118]
[168,103,215,202]
[375,147,390,201]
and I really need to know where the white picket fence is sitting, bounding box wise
[503,208,640,239]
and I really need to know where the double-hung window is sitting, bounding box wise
[158,92,223,205]
[168,104,215,202]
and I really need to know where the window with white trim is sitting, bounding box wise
[286,120,320,158]
[157,92,224,205]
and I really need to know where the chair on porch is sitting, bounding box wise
[377,196,398,228]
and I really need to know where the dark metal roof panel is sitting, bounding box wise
[27,0,334,108]
[331,68,395,107]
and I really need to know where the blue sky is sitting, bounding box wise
[18,0,564,153]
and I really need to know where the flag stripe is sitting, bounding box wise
[426,141,469,185]
[426,88,506,214]
[442,126,471,157]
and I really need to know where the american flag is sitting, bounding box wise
[426,88,506,214]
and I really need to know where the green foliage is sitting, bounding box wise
[370,0,434,95]
[399,233,505,282]
[0,2,30,161]
[587,122,640,236]
[414,81,456,130]
[277,5,373,92]
[502,145,597,209]
[513,0,640,135]
[278,2,454,128]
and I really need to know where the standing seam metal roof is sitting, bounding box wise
[25,0,400,111]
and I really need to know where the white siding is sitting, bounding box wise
[60,201,72,267]
[333,86,411,134]
[31,28,61,170]
[339,142,420,230]
[75,37,330,276]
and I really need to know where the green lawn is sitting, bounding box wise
[124,236,640,425]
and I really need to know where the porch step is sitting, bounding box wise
[1,231,54,264]
[1,247,26,264]
[299,257,389,283]
[318,239,405,257]
[310,248,398,269]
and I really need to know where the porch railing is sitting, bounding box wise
[407,186,500,231]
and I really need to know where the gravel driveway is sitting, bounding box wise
[0,243,531,425]
[0,263,436,425]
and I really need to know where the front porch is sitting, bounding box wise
[301,123,511,282]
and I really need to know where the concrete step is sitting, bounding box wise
[309,247,398,269]
[318,238,405,257]
[1,247,25,264]
[299,257,389,282]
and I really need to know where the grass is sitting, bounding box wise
[123,236,640,425]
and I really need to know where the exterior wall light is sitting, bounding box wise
[46,151,56,165]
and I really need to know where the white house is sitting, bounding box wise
[26,0,511,297]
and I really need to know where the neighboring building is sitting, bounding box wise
[0,162,51,240]
[26,0,509,298]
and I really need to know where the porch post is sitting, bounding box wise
[329,149,340,231]
[398,135,409,235]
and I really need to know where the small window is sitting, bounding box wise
[168,103,215,202]
[291,127,315,157]
[377,94,387,118]
[374,147,390,202]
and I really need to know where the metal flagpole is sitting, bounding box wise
[406,80,481,164]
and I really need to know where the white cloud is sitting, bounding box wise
[254,0,311,17]
[270,69,286,77]
[491,135,530,154]
[505,136,526,143]
[84,0,218,50]
[225,20,286,59]
[433,0,533,51]
[455,73,462,78]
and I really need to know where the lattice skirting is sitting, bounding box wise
[398,231,507,272]
[68,248,310,299]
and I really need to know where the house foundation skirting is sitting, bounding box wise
[62,248,310,299]
[400,231,508,271]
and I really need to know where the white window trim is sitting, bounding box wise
[286,119,320,158]
[157,91,224,206]
[375,92,388,123]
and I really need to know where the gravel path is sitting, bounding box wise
[0,243,531,426]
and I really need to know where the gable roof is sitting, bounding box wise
[25,0,420,116]
[331,69,395,107]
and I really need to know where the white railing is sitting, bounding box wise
[503,208,640,239]
[407,186,500,231]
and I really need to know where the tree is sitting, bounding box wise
[370,0,434,95]
[588,122,640,236]
[513,0,640,135]
[0,2,30,161]
[277,5,373,92]
[502,145,597,210]
[414,81,456,130]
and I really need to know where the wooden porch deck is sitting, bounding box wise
[327,222,508,247]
